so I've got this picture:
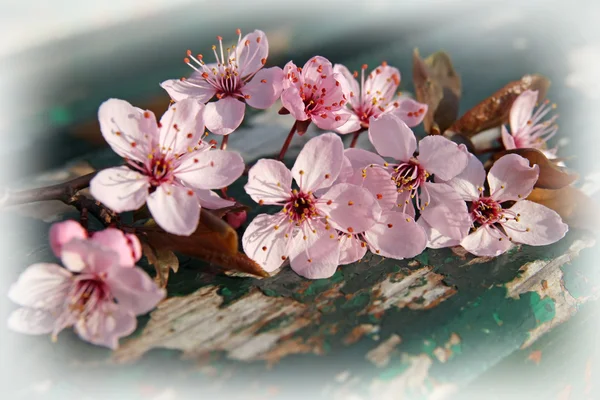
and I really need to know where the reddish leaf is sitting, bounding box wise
[527,186,600,230]
[141,243,179,288]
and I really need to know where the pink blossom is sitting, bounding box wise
[90,98,245,236]
[336,148,427,264]
[333,63,428,134]
[8,227,164,349]
[280,56,350,131]
[243,133,380,279]
[161,30,284,135]
[438,153,568,256]
[501,90,559,159]
[368,113,472,242]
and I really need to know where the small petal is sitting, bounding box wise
[364,212,427,259]
[420,182,471,240]
[61,239,120,274]
[501,125,517,150]
[312,108,350,131]
[417,136,468,181]
[49,220,88,258]
[368,113,416,161]
[90,167,150,213]
[160,74,217,103]
[204,97,246,135]
[242,213,290,272]
[245,159,292,205]
[74,303,137,350]
[289,226,340,279]
[292,133,344,192]
[339,234,367,265]
[346,166,397,210]
[344,148,386,170]
[8,308,58,335]
[502,200,568,246]
[106,267,165,315]
[417,218,461,249]
[510,90,538,133]
[176,149,244,190]
[280,86,309,121]
[461,226,514,257]
[159,99,205,154]
[364,65,401,104]
[196,189,235,209]
[302,56,334,86]
[236,30,269,76]
[444,152,485,201]
[92,229,142,267]
[318,183,381,234]
[488,154,539,202]
[335,112,362,135]
[8,263,71,309]
[389,97,428,127]
[242,67,284,109]
[147,184,200,236]
[333,64,360,108]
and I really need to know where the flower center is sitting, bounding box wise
[393,159,429,193]
[69,277,110,315]
[470,197,503,226]
[283,190,318,223]
[147,155,174,187]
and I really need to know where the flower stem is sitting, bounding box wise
[277,121,298,161]
[349,127,367,148]
[220,135,229,150]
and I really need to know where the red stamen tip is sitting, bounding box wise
[361,64,368,70]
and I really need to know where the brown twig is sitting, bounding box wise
[220,135,229,150]
[277,120,298,161]
[348,127,367,148]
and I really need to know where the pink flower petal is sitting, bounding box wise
[460,226,514,257]
[242,213,290,273]
[501,125,517,150]
[8,263,71,309]
[282,61,301,90]
[444,152,485,201]
[242,67,284,109]
[346,166,397,211]
[417,218,461,249]
[159,99,205,154]
[8,307,58,335]
[502,200,568,246]
[420,182,471,240]
[147,184,200,236]
[49,220,88,258]
[90,166,150,213]
[364,64,401,104]
[98,99,157,161]
[292,133,344,192]
[289,225,340,279]
[417,136,468,181]
[204,97,246,135]
[74,303,137,350]
[334,112,362,135]
[488,154,539,202]
[236,30,269,76]
[339,234,367,265]
[61,239,120,274]
[510,90,538,133]
[196,189,235,209]
[302,56,334,86]
[106,266,165,315]
[344,148,386,170]
[175,149,244,190]
[160,74,217,103]
[364,212,427,259]
[92,229,142,267]
[333,63,360,108]
[280,86,309,121]
[245,159,292,205]
[368,113,416,161]
[312,107,350,131]
[389,97,428,127]
[396,191,416,217]
[318,183,381,234]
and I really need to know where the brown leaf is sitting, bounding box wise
[495,148,578,189]
[137,209,268,277]
[412,49,461,135]
[448,74,550,138]
[142,243,179,288]
[527,186,600,230]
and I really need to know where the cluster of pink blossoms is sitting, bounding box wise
[8,29,571,348]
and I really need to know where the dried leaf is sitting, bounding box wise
[527,186,600,230]
[448,74,550,138]
[412,49,461,135]
[495,148,578,189]
[142,243,179,288]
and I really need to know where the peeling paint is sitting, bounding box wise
[366,334,402,367]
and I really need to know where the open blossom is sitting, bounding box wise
[280,56,350,131]
[501,89,559,159]
[333,63,428,134]
[243,133,380,279]
[161,29,284,135]
[90,98,244,236]
[368,113,472,242]
[336,148,427,264]
[8,222,164,349]
[431,153,568,256]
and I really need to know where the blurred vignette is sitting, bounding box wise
[1,0,600,398]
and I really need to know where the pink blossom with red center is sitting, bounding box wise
[90,98,245,236]
[161,30,284,135]
[368,113,472,242]
[501,89,559,159]
[425,153,568,256]
[8,222,164,349]
[335,148,427,264]
[280,56,351,131]
[333,63,428,134]
[242,133,381,279]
